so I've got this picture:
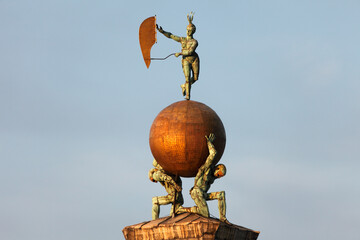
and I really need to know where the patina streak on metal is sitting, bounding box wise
[139,16,156,68]
[149,100,226,177]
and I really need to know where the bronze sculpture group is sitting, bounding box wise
[149,133,228,222]
[124,12,259,240]
[143,13,228,222]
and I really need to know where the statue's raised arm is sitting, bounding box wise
[156,24,181,42]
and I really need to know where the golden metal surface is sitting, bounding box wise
[149,100,226,177]
[139,16,157,68]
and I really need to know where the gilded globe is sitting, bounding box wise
[149,100,226,177]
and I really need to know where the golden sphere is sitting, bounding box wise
[149,100,226,177]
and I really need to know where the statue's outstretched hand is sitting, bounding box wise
[205,133,216,143]
[156,24,164,33]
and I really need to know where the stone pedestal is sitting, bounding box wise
[122,213,260,240]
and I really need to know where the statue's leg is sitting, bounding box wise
[207,191,227,221]
[152,197,160,220]
[171,203,179,216]
[181,85,186,96]
[169,194,179,216]
[191,188,209,217]
[182,59,191,100]
[152,195,173,219]
[191,57,200,85]
[180,59,186,96]
[171,194,184,215]
[185,82,191,100]
[176,205,198,214]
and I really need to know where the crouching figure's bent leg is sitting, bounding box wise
[207,191,227,222]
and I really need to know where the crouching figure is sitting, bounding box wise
[177,133,228,222]
[148,159,183,219]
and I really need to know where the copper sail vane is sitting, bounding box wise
[139,16,157,68]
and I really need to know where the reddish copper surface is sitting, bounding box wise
[139,16,156,68]
[149,100,226,177]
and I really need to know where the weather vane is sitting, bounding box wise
[139,12,199,100]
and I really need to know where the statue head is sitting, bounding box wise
[214,164,226,178]
[187,12,196,35]
[148,168,158,182]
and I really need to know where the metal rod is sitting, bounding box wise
[150,53,176,60]
[171,174,178,218]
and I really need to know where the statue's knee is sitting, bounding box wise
[152,197,159,205]
[190,190,196,199]
[219,191,225,200]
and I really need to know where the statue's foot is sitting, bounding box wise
[176,206,184,214]
[180,84,186,96]
[220,217,230,224]
[176,206,193,214]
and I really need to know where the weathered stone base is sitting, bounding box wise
[122,213,260,240]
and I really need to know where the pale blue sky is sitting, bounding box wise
[1,1,359,240]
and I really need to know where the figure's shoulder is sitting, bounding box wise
[184,38,197,43]
[190,39,198,48]
[191,38,198,44]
